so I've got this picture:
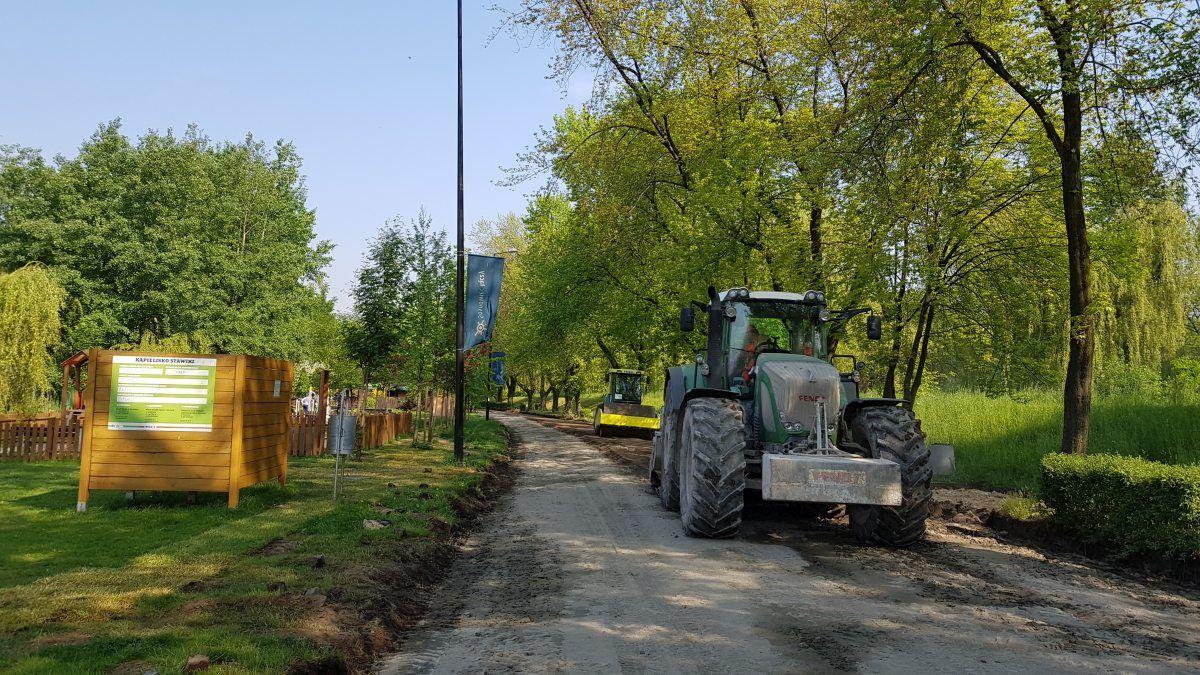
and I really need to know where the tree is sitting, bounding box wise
[0,265,65,414]
[0,122,336,367]
[349,218,410,383]
[936,0,1200,451]
[349,209,454,438]
[502,0,1199,424]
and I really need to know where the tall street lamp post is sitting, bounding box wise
[453,0,466,462]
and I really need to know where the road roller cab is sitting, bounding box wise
[593,369,659,438]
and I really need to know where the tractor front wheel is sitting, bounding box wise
[846,406,932,547]
[679,398,745,538]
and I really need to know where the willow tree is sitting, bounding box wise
[936,0,1200,452]
[0,265,65,414]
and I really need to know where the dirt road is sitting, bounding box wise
[378,412,1200,673]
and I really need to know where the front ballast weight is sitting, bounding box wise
[761,398,902,506]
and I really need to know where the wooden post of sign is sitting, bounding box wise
[281,360,293,485]
[47,415,58,460]
[316,369,330,454]
[76,349,97,512]
[228,355,246,508]
[61,363,71,418]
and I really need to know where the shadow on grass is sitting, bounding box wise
[0,477,298,588]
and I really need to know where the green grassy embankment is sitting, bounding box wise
[0,417,508,674]
[915,390,1200,493]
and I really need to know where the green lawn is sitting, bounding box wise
[916,390,1200,493]
[0,417,508,674]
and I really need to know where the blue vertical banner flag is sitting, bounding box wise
[464,254,505,351]
[490,352,506,386]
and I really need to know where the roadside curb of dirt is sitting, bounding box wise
[287,424,522,675]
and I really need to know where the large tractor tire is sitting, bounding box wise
[657,412,680,511]
[679,398,746,538]
[846,406,932,547]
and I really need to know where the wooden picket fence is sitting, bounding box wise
[0,414,83,461]
[288,413,327,457]
[1,411,415,461]
[291,412,412,455]
[360,412,413,450]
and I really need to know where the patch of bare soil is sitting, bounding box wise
[31,631,91,648]
[247,537,299,556]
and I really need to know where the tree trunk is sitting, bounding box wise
[882,287,908,398]
[596,337,620,369]
[1060,91,1094,455]
[412,386,423,440]
[903,297,935,405]
[809,205,823,290]
[901,290,932,400]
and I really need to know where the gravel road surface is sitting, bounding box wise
[378,412,1200,674]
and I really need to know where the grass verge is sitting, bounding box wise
[0,416,509,674]
[915,390,1200,493]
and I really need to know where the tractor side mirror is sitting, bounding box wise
[680,306,695,332]
[866,315,883,340]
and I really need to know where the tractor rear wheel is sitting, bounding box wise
[657,413,680,511]
[649,429,663,487]
[846,406,931,547]
[679,398,745,538]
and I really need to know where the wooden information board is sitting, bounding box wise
[77,350,292,510]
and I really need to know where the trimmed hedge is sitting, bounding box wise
[1041,453,1200,559]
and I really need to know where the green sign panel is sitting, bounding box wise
[108,356,218,432]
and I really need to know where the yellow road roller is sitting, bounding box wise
[593,369,659,438]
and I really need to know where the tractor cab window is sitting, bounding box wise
[610,374,643,403]
[727,301,826,387]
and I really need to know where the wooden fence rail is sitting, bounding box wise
[0,415,83,461]
[1,411,415,461]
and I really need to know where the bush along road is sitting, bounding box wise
[378,412,1200,673]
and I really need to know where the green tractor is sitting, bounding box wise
[593,369,659,438]
[650,287,946,547]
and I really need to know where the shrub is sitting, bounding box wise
[1168,358,1200,402]
[1094,363,1163,399]
[999,494,1047,521]
[1041,453,1200,559]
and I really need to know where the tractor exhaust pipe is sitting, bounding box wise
[706,287,724,389]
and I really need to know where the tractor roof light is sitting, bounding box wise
[804,290,818,301]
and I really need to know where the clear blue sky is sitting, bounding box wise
[0,1,589,309]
